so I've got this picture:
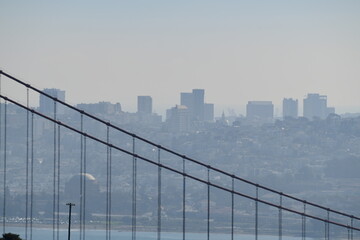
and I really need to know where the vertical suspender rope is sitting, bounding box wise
[327,210,330,240]
[255,185,258,240]
[52,100,57,240]
[106,125,112,240]
[106,126,109,240]
[207,167,210,240]
[302,202,306,240]
[350,216,353,240]
[157,147,162,240]
[279,194,282,240]
[57,124,61,240]
[79,113,84,240]
[182,157,186,240]
[325,209,330,240]
[25,88,29,240]
[109,146,112,240]
[30,111,34,240]
[132,136,137,240]
[83,135,87,240]
[325,220,327,240]
[2,100,7,233]
[0,73,2,234]
[231,177,234,240]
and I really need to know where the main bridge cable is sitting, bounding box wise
[2,94,360,233]
[1,70,359,224]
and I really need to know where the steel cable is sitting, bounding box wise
[2,93,360,235]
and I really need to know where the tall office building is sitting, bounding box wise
[303,93,334,120]
[166,105,190,132]
[246,101,274,123]
[180,89,213,123]
[180,92,193,109]
[192,89,205,121]
[180,89,206,121]
[39,88,66,114]
[282,98,298,118]
[204,103,214,122]
[137,96,152,114]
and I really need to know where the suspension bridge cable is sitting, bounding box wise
[2,70,359,223]
[302,202,306,240]
[106,126,110,240]
[132,136,137,240]
[2,94,360,233]
[109,146,112,240]
[157,147,162,240]
[327,210,330,240]
[52,101,57,240]
[325,221,327,240]
[231,177,234,240]
[2,100,7,233]
[0,73,2,233]
[255,185,258,240]
[83,136,87,240]
[351,217,353,240]
[30,111,34,240]
[57,124,61,240]
[106,125,113,240]
[79,113,84,240]
[182,157,186,240]
[25,88,29,240]
[207,167,210,240]
[279,194,282,240]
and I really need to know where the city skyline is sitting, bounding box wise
[1,1,359,116]
[37,87,341,120]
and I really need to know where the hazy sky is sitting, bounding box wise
[1,0,359,116]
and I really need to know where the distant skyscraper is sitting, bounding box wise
[166,105,190,132]
[137,96,152,114]
[303,93,334,120]
[179,89,213,123]
[282,98,298,118]
[180,92,193,109]
[192,89,205,121]
[246,101,274,123]
[39,88,66,114]
[77,102,121,115]
[204,103,214,122]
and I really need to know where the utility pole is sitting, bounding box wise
[66,203,75,240]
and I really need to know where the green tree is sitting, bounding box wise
[0,233,22,240]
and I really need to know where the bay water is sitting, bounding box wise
[4,227,311,240]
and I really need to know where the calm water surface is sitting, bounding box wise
[5,227,311,240]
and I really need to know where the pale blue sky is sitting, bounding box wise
[1,1,359,116]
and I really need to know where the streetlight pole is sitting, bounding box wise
[66,203,75,240]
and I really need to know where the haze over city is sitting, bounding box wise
[1,0,360,116]
[1,2,360,239]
